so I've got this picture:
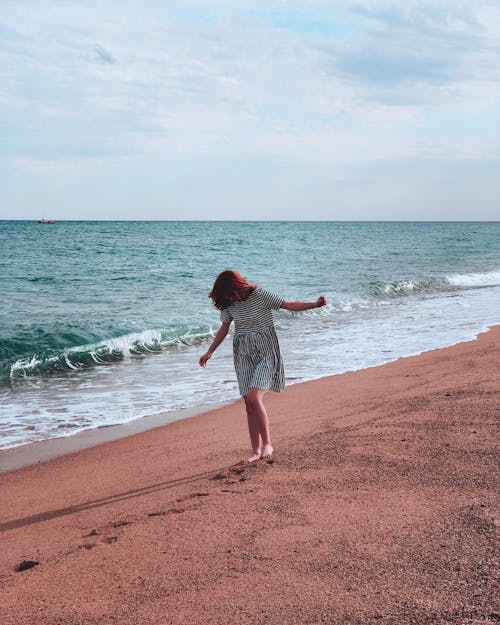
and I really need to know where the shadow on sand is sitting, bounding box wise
[0,462,250,533]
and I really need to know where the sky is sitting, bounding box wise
[1,0,499,220]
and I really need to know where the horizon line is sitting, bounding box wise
[2,219,500,224]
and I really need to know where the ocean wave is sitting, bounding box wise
[370,270,500,298]
[446,270,500,288]
[369,277,448,297]
[8,326,215,378]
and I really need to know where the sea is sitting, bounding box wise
[1,221,499,451]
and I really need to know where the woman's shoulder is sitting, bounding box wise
[241,286,261,301]
[250,286,268,301]
[247,287,274,306]
[254,287,284,309]
[254,286,274,298]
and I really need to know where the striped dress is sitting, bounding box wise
[220,288,285,396]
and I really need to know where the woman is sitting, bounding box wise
[199,270,327,463]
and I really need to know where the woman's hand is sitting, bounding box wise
[316,296,327,308]
[199,352,212,368]
[198,323,230,368]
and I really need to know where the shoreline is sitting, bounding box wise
[0,324,498,624]
[0,401,231,475]
[0,323,495,475]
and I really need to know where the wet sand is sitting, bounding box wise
[0,402,230,474]
[0,327,498,625]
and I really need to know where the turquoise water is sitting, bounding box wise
[1,221,499,448]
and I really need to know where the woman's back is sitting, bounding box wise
[221,288,283,334]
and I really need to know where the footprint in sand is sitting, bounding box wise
[78,520,132,549]
[102,536,118,544]
[112,520,132,528]
[146,507,186,517]
[82,529,100,538]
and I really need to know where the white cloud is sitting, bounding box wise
[0,0,499,218]
[93,44,115,64]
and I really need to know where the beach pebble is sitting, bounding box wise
[15,560,39,572]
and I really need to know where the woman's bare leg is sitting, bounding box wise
[244,388,273,461]
[244,405,262,462]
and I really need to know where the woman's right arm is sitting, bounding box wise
[199,322,231,367]
[281,296,327,311]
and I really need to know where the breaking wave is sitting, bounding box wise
[6,326,215,378]
[370,270,500,299]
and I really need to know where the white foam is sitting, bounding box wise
[382,279,418,294]
[447,270,500,287]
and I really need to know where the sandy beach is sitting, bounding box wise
[0,327,498,625]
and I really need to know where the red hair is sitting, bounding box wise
[209,270,256,310]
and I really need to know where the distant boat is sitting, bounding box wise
[37,219,55,224]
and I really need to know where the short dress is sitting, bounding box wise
[220,288,285,396]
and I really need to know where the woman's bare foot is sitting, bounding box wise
[260,443,273,459]
[247,449,261,462]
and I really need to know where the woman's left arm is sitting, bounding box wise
[281,296,327,312]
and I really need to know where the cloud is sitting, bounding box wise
[312,3,497,100]
[0,0,499,219]
[334,47,454,86]
[94,44,115,64]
